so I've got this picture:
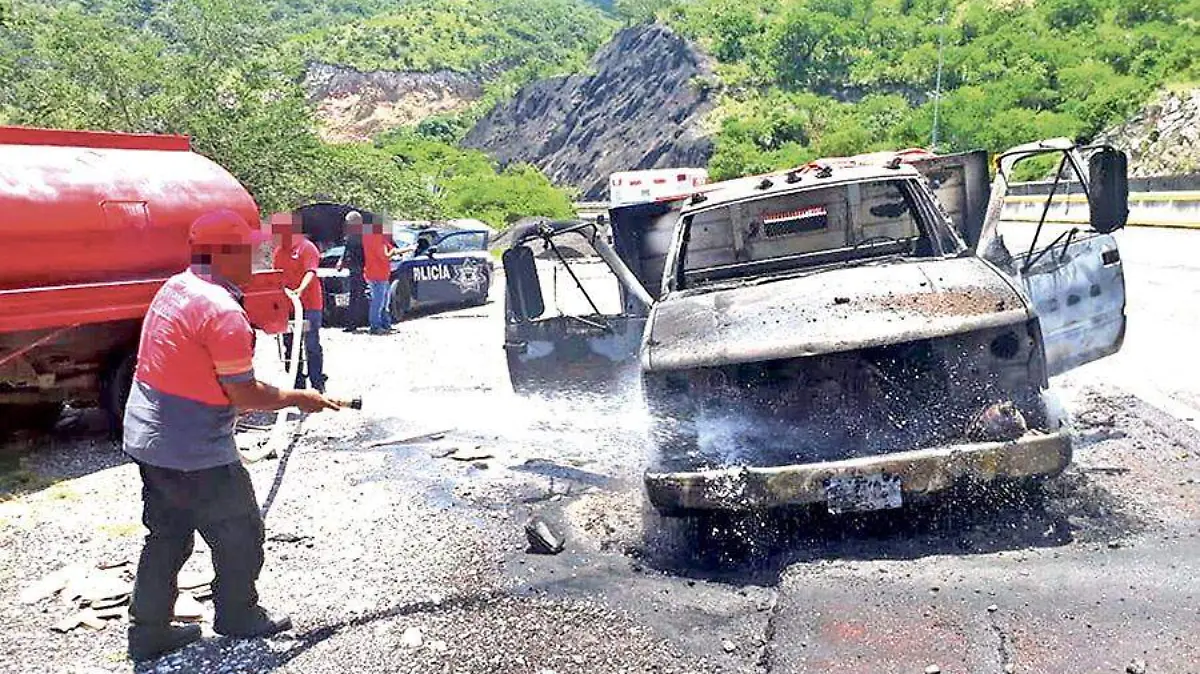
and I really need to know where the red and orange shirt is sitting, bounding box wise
[122,269,255,471]
[363,233,392,282]
[273,236,324,311]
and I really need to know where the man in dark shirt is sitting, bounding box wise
[336,211,369,332]
[123,209,340,662]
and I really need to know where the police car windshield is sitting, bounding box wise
[435,231,488,253]
[679,178,961,287]
[392,230,419,247]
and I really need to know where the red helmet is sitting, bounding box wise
[189,209,269,248]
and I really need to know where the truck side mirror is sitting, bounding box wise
[1088,148,1129,234]
[502,246,544,321]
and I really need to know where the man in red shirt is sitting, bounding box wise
[363,219,396,334]
[123,209,339,662]
[271,213,326,392]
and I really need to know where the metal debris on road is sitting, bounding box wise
[1126,658,1147,674]
[449,446,495,462]
[267,531,312,544]
[525,517,566,555]
[23,561,214,633]
[19,565,83,605]
[365,429,454,449]
[52,608,106,633]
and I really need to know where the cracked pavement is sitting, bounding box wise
[1,223,1198,673]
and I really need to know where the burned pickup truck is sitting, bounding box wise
[504,139,1128,519]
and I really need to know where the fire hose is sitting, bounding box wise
[240,289,360,464]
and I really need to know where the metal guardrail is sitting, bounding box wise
[1003,191,1200,229]
[1009,174,1200,196]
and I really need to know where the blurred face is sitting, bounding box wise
[208,243,255,285]
[269,213,297,249]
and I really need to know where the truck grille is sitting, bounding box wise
[661,325,1046,469]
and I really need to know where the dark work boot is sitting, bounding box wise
[214,606,292,638]
[128,623,202,662]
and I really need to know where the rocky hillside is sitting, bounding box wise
[1093,88,1200,177]
[462,25,715,200]
[304,63,483,143]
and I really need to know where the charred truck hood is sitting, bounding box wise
[641,256,1030,372]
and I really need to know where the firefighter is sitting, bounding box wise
[123,209,340,662]
[271,212,326,392]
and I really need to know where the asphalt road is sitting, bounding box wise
[0,223,1197,674]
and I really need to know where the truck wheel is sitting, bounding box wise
[0,403,64,433]
[641,499,713,569]
[101,352,136,438]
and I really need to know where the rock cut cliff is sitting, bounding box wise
[305,63,483,143]
[463,25,715,200]
[1092,87,1200,177]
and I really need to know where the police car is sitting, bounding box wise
[317,226,493,326]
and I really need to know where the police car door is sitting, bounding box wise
[412,229,482,305]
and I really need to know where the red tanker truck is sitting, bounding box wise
[0,126,290,433]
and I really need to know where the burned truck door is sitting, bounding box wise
[908,150,991,248]
[1017,232,1126,377]
[608,200,687,301]
[503,220,653,394]
[991,142,1130,377]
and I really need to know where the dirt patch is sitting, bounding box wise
[304,63,483,143]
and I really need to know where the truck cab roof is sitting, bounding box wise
[682,157,928,216]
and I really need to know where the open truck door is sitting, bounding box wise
[503,219,654,394]
[981,140,1129,377]
[908,149,991,248]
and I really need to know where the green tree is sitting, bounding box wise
[613,0,675,24]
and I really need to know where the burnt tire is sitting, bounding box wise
[640,500,715,569]
[101,352,136,439]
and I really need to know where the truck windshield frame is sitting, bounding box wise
[673,177,964,290]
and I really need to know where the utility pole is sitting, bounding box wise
[931,13,946,152]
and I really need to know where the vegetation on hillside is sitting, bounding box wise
[0,0,583,227]
[291,0,613,76]
[287,0,617,120]
[616,0,1198,179]
[377,129,576,226]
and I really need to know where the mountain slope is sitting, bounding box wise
[289,0,616,141]
[463,25,714,199]
[1093,87,1200,177]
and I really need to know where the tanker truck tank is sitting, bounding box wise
[0,126,289,434]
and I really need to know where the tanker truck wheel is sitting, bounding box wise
[0,403,64,434]
[101,352,136,439]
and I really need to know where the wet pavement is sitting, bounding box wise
[0,224,1198,673]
